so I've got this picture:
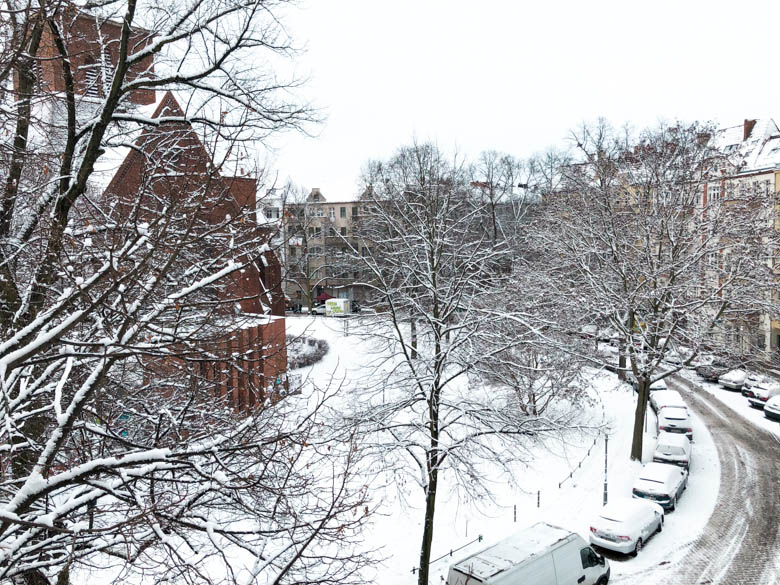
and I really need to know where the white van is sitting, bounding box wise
[447,522,610,585]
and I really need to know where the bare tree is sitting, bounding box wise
[0,2,372,584]
[351,142,595,585]
[538,120,777,460]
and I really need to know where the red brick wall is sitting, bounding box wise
[37,10,155,105]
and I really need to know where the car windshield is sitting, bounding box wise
[639,477,664,484]
[657,446,685,455]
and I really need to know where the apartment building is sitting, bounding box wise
[710,119,780,355]
[279,188,372,308]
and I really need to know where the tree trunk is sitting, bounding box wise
[630,379,649,460]
[618,337,627,381]
[411,319,417,360]
[417,463,439,585]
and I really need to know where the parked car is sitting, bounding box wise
[719,369,747,391]
[448,522,610,585]
[747,382,780,409]
[696,359,730,382]
[632,462,688,511]
[664,350,684,365]
[764,395,780,422]
[653,431,692,469]
[743,373,767,391]
[631,377,668,392]
[310,304,327,316]
[589,498,664,556]
[657,406,693,440]
[649,389,687,413]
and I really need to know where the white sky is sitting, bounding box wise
[267,0,780,201]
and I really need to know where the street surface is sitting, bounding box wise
[614,375,780,585]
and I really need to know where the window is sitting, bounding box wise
[329,227,338,237]
[309,208,315,217]
[289,248,296,259]
[329,207,335,220]
[340,206,346,218]
[580,547,601,569]
[313,246,323,256]
[361,247,369,257]
[308,227,321,238]
[317,207,324,217]
[351,207,358,218]
[708,183,721,201]
[340,227,347,236]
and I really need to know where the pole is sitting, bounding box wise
[603,435,609,506]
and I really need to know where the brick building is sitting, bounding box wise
[32,8,288,408]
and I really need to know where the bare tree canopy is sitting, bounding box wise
[536,120,778,460]
[0,2,371,584]
[352,141,597,585]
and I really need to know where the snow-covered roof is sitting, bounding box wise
[450,522,572,580]
[713,118,780,174]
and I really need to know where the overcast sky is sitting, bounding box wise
[267,0,780,201]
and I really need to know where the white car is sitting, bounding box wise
[664,350,684,365]
[765,395,780,422]
[632,462,688,511]
[653,431,692,470]
[310,304,327,315]
[718,369,746,391]
[748,382,780,409]
[589,498,664,556]
[657,406,693,440]
[649,389,687,413]
[631,377,668,392]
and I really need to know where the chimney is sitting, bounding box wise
[743,119,757,141]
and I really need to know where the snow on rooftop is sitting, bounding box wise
[451,522,571,580]
[713,118,780,173]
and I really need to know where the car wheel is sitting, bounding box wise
[670,495,677,511]
[596,576,609,585]
[633,538,643,556]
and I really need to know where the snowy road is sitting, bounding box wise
[620,375,780,585]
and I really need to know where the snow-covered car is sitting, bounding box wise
[696,359,730,382]
[718,369,747,391]
[747,382,780,409]
[649,389,687,413]
[764,395,780,422]
[589,498,664,556]
[631,377,668,392]
[743,373,767,391]
[663,350,684,365]
[657,406,693,440]
[632,462,688,511]
[653,431,692,469]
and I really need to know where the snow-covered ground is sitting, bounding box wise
[286,315,723,584]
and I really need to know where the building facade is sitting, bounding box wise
[32,8,288,408]
[279,188,372,308]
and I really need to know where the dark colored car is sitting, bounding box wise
[696,359,729,382]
